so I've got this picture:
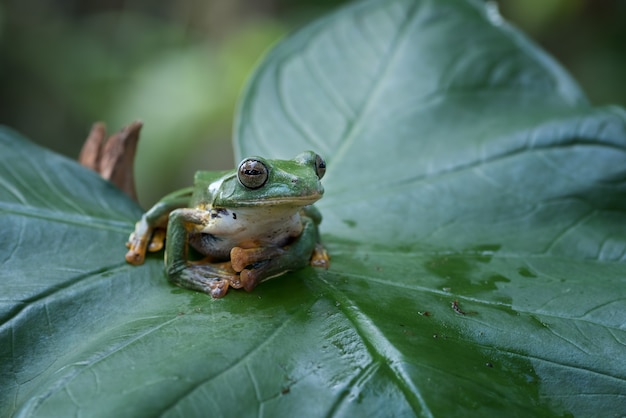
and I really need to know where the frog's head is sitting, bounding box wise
[213,151,326,208]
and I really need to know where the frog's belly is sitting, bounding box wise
[187,228,297,261]
[188,233,233,260]
[188,207,304,260]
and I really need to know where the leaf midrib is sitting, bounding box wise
[0,202,132,232]
[323,136,626,206]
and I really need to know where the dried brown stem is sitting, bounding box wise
[78,121,143,201]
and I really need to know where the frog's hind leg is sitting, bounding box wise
[165,208,238,298]
[170,263,236,298]
[232,217,319,292]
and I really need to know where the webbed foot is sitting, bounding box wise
[229,245,313,292]
[168,262,237,298]
[310,243,330,269]
[148,228,166,252]
[230,246,284,272]
[125,227,150,265]
[125,220,167,265]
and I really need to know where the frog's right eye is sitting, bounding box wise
[238,158,269,189]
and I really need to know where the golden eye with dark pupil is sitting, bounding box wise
[315,154,326,179]
[237,159,268,189]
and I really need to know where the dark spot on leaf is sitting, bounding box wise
[342,219,357,228]
[452,300,466,315]
[518,267,537,278]
[451,300,476,315]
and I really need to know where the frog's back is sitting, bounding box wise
[194,170,230,186]
[191,170,231,205]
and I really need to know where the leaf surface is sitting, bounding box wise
[2,0,626,416]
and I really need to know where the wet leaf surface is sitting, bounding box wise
[2,0,626,416]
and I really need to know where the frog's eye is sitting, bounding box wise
[314,154,326,180]
[238,158,269,189]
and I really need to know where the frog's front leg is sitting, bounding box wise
[300,205,330,269]
[125,187,193,265]
[230,216,321,292]
[165,208,237,298]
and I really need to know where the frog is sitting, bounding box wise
[125,151,329,298]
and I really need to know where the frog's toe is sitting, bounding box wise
[310,243,330,269]
[170,265,235,298]
[148,229,166,252]
[240,269,260,292]
[125,232,150,265]
[125,249,145,265]
[208,278,230,298]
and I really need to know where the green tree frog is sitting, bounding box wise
[125,151,329,298]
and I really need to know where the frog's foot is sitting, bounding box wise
[230,246,293,291]
[168,263,237,298]
[310,243,330,269]
[125,232,149,265]
[238,261,291,292]
[230,246,284,272]
[148,228,166,252]
[202,276,230,298]
[235,253,309,292]
[125,219,155,265]
[126,222,167,265]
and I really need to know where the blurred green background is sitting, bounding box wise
[1,0,625,207]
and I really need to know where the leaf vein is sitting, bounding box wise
[331,0,423,165]
[325,138,626,206]
[158,301,315,415]
[0,262,129,325]
[0,201,131,233]
[325,360,381,416]
[275,58,327,152]
[317,273,434,417]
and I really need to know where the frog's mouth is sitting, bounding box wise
[238,193,322,207]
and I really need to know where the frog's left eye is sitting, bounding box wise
[315,154,326,180]
[238,158,269,189]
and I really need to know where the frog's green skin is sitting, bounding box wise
[125,151,328,298]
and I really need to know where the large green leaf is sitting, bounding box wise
[2,0,626,416]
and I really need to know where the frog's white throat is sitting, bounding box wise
[201,205,304,248]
